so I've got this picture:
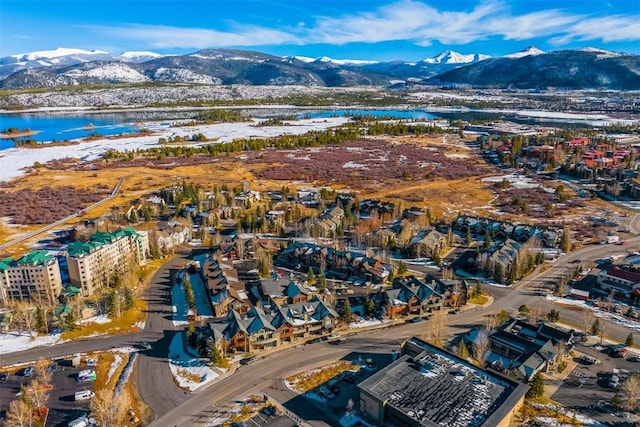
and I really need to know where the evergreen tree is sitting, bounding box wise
[387,267,395,284]
[129,209,138,223]
[340,299,352,323]
[365,297,376,316]
[527,372,545,398]
[457,342,470,359]
[307,267,315,285]
[123,286,134,311]
[184,277,196,310]
[433,251,441,266]
[64,311,78,331]
[143,206,152,222]
[35,306,47,334]
[465,228,472,246]
[210,342,229,368]
[398,262,408,275]
[626,333,634,347]
[258,259,269,278]
[188,323,197,349]
[317,271,327,291]
[591,318,601,336]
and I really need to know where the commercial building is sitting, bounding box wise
[0,251,63,305]
[358,337,528,427]
[66,227,149,296]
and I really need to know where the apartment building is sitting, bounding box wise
[0,251,63,305]
[67,227,149,297]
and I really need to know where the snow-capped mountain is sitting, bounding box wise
[1,45,638,89]
[577,47,622,59]
[5,47,110,63]
[422,50,490,64]
[120,51,165,63]
[63,62,149,83]
[504,46,545,59]
[0,48,165,79]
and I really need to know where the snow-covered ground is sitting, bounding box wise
[106,354,123,385]
[0,331,63,355]
[455,269,511,288]
[167,332,221,391]
[349,318,386,329]
[78,314,111,325]
[546,294,640,332]
[481,173,542,189]
[0,116,350,182]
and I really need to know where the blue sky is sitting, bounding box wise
[2,0,640,60]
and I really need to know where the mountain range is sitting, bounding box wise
[1,46,638,90]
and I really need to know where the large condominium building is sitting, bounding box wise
[67,228,149,297]
[0,251,63,305]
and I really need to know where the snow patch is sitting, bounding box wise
[168,333,220,391]
[0,332,63,355]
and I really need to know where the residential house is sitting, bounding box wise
[409,228,447,257]
[487,319,574,381]
[383,275,468,319]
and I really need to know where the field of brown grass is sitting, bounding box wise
[0,134,616,249]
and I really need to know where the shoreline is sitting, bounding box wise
[0,130,42,139]
[0,116,351,183]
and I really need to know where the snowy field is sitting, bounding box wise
[167,332,221,391]
[0,116,350,182]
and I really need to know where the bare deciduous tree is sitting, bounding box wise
[35,358,52,386]
[91,388,130,427]
[26,379,50,410]
[425,310,445,348]
[581,308,595,337]
[620,374,640,412]
[4,399,32,427]
[473,328,490,365]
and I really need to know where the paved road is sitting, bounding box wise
[135,252,192,421]
[149,324,418,427]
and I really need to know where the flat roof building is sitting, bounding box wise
[358,337,528,427]
[0,250,62,305]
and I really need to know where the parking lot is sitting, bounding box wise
[551,342,640,426]
[0,357,95,427]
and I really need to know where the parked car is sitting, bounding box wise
[327,384,340,395]
[0,371,8,381]
[449,308,463,314]
[23,366,34,377]
[48,362,58,373]
[628,356,640,363]
[240,356,257,365]
[343,374,356,384]
[578,355,597,365]
[260,406,276,417]
[410,317,422,323]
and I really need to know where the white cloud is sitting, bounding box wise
[84,23,299,49]
[83,1,640,50]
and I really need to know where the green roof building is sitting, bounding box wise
[66,228,149,297]
[0,250,62,305]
